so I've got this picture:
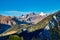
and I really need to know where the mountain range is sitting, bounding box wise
[0,13,47,26]
[0,11,60,40]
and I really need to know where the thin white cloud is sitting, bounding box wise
[0,11,51,17]
[5,11,31,14]
[3,11,32,17]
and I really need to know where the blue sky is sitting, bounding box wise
[0,0,60,16]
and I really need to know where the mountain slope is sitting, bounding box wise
[27,11,60,32]
[0,16,16,25]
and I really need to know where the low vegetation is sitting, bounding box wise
[8,35,24,40]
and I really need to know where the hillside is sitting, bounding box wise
[0,16,16,25]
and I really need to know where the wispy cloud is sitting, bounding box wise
[0,11,32,17]
[0,11,52,17]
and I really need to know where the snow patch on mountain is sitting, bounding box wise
[39,12,46,16]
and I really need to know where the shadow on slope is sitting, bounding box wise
[12,17,32,25]
[19,29,44,40]
[0,23,11,34]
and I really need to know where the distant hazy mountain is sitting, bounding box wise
[18,13,47,24]
[0,13,47,25]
